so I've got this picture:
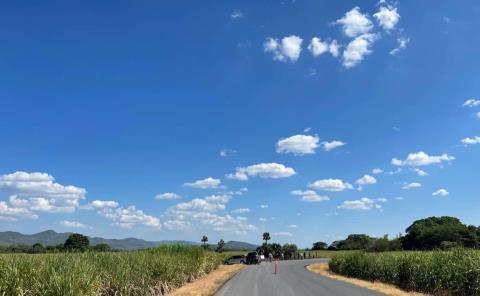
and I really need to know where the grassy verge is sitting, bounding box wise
[0,245,224,295]
[328,249,480,295]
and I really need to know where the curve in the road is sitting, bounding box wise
[215,259,384,296]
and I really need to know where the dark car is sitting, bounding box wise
[245,251,260,264]
[224,255,246,265]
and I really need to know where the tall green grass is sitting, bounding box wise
[329,249,480,295]
[0,245,224,296]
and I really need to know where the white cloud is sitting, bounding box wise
[0,200,38,220]
[392,151,455,167]
[61,220,88,228]
[287,224,297,228]
[433,189,449,197]
[463,99,480,108]
[0,171,86,213]
[9,196,75,213]
[273,231,293,237]
[231,10,243,19]
[259,217,267,222]
[376,198,388,202]
[395,196,404,200]
[184,177,222,189]
[390,37,410,55]
[372,168,383,174]
[356,175,377,185]
[374,5,400,31]
[264,35,303,63]
[220,149,236,157]
[87,200,119,209]
[276,134,319,155]
[335,7,373,38]
[338,197,379,211]
[291,190,330,202]
[155,193,181,200]
[461,136,480,145]
[329,40,341,57]
[343,33,378,68]
[259,204,269,209]
[402,182,422,190]
[309,179,353,192]
[231,208,250,214]
[321,140,346,151]
[411,168,429,177]
[227,163,296,180]
[308,37,329,57]
[99,205,161,229]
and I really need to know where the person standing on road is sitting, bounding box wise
[268,252,273,262]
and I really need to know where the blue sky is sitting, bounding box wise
[0,0,479,248]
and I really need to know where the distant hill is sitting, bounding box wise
[0,230,257,251]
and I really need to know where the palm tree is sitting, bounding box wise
[201,235,208,248]
[263,232,271,245]
[216,239,225,253]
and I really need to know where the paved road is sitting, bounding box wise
[215,259,384,296]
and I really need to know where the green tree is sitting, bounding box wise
[312,242,328,250]
[31,243,44,253]
[269,243,282,258]
[262,232,271,245]
[402,216,477,250]
[93,243,111,252]
[201,235,208,249]
[216,239,225,253]
[64,233,90,251]
[282,243,298,259]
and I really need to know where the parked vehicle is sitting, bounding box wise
[224,255,246,265]
[246,251,260,264]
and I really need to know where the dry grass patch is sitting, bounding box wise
[307,263,428,296]
[168,264,245,296]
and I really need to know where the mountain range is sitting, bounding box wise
[0,230,258,251]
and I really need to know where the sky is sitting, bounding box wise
[0,0,479,248]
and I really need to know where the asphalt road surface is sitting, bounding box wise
[215,259,384,296]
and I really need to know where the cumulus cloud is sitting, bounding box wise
[338,197,381,211]
[61,220,88,228]
[287,224,297,228]
[356,175,377,185]
[309,179,353,192]
[163,194,256,234]
[0,200,38,221]
[463,99,480,107]
[259,204,269,209]
[411,168,429,177]
[402,182,422,190]
[321,140,346,151]
[461,136,480,145]
[155,193,181,200]
[291,190,330,202]
[276,134,319,155]
[231,208,250,214]
[264,35,303,63]
[99,205,161,229]
[231,10,243,19]
[372,168,383,174]
[392,151,455,167]
[433,189,449,197]
[220,149,237,157]
[184,177,222,189]
[227,163,296,181]
[273,231,293,237]
[87,200,119,209]
[308,38,341,57]
[335,7,373,38]
[0,171,86,213]
[373,5,400,31]
[390,37,410,55]
[343,33,378,68]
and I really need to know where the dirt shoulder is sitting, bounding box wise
[307,263,428,296]
[168,264,245,296]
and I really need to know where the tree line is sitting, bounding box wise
[309,216,480,252]
[0,233,113,253]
